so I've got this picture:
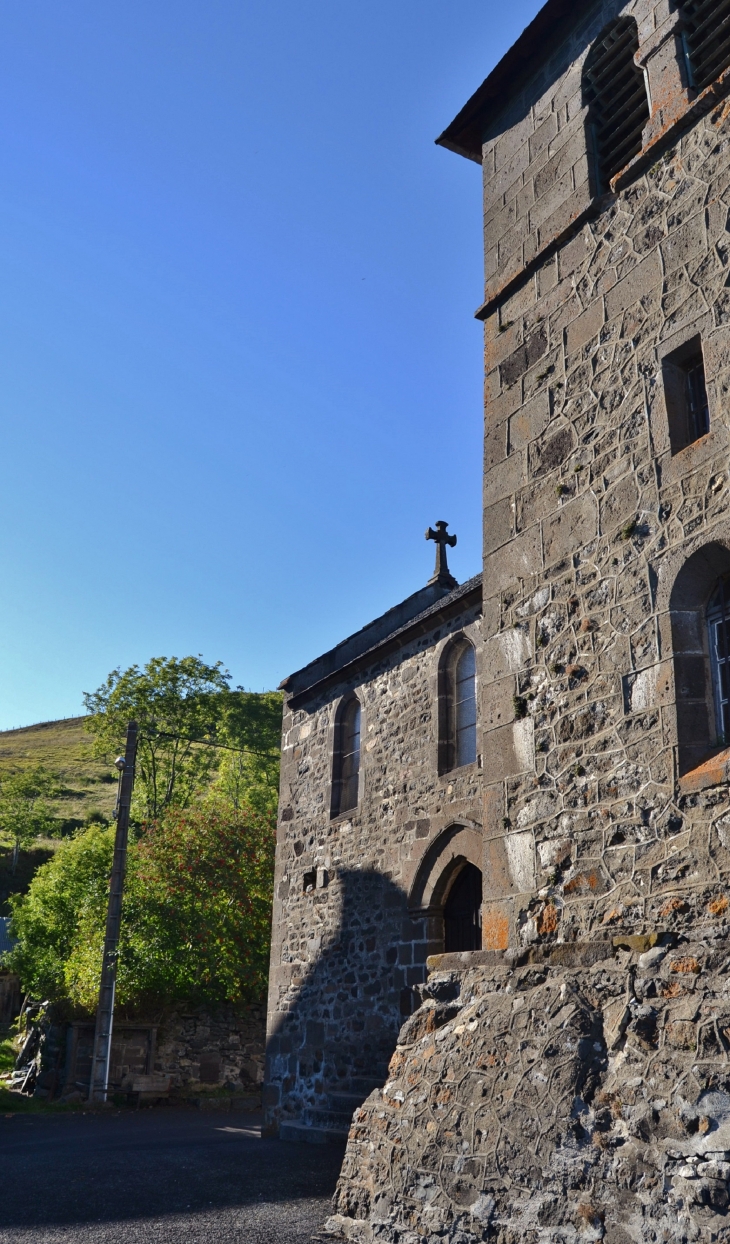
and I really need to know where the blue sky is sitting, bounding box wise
[0,0,543,728]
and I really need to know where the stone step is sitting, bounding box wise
[328,1090,373,1112]
[279,1120,348,1145]
[342,1075,388,1096]
[303,1106,354,1130]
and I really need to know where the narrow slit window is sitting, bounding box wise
[708,577,730,746]
[582,17,650,193]
[662,335,709,454]
[682,0,730,92]
[332,697,361,817]
[454,644,477,768]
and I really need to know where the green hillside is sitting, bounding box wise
[0,716,118,825]
[0,717,118,916]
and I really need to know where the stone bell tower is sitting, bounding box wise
[435,0,730,951]
[327,4,730,1240]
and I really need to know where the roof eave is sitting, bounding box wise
[436,0,580,163]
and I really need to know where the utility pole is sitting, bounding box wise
[88,721,138,1103]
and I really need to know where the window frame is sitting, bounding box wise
[707,577,730,748]
[661,333,710,454]
[438,635,478,775]
[582,16,650,194]
[330,694,362,819]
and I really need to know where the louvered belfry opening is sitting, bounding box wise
[682,0,730,92]
[583,17,650,192]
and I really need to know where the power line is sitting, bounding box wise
[140,728,278,759]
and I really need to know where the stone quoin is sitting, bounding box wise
[267,1,730,1239]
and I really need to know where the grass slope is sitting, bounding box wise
[0,717,117,826]
[0,717,118,915]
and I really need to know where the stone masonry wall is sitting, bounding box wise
[154,1003,265,1093]
[481,71,730,955]
[327,936,730,1243]
[265,595,482,1132]
[480,0,697,313]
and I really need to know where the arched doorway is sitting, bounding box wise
[407,823,484,958]
[444,863,482,951]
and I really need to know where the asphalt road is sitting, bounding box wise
[0,1107,345,1243]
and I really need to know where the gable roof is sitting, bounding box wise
[282,575,482,706]
[436,0,577,162]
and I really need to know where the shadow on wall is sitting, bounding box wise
[264,867,432,1133]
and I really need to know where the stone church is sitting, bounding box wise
[268,0,730,1238]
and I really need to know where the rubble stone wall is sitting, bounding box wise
[265,595,483,1131]
[328,937,730,1243]
[154,1003,265,1092]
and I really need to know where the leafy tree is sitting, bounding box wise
[7,821,115,999]
[83,657,283,820]
[83,656,232,820]
[8,802,276,1011]
[215,690,283,815]
[0,768,59,874]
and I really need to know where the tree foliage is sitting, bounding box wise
[9,801,276,1011]
[83,656,231,821]
[0,767,60,873]
[83,656,282,819]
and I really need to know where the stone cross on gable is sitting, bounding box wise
[425,521,458,590]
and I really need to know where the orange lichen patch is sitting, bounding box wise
[661,980,683,999]
[659,896,689,918]
[670,956,701,974]
[564,872,599,895]
[537,903,560,935]
[483,909,509,951]
[708,894,729,915]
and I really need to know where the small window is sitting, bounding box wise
[439,638,477,772]
[708,577,730,746]
[583,17,650,193]
[331,696,361,817]
[681,0,730,92]
[662,335,709,454]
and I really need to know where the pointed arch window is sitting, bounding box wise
[582,17,650,193]
[331,695,361,817]
[440,637,477,773]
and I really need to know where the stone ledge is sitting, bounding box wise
[679,746,730,795]
[427,940,615,972]
[426,935,685,974]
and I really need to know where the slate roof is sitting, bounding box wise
[282,574,482,705]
